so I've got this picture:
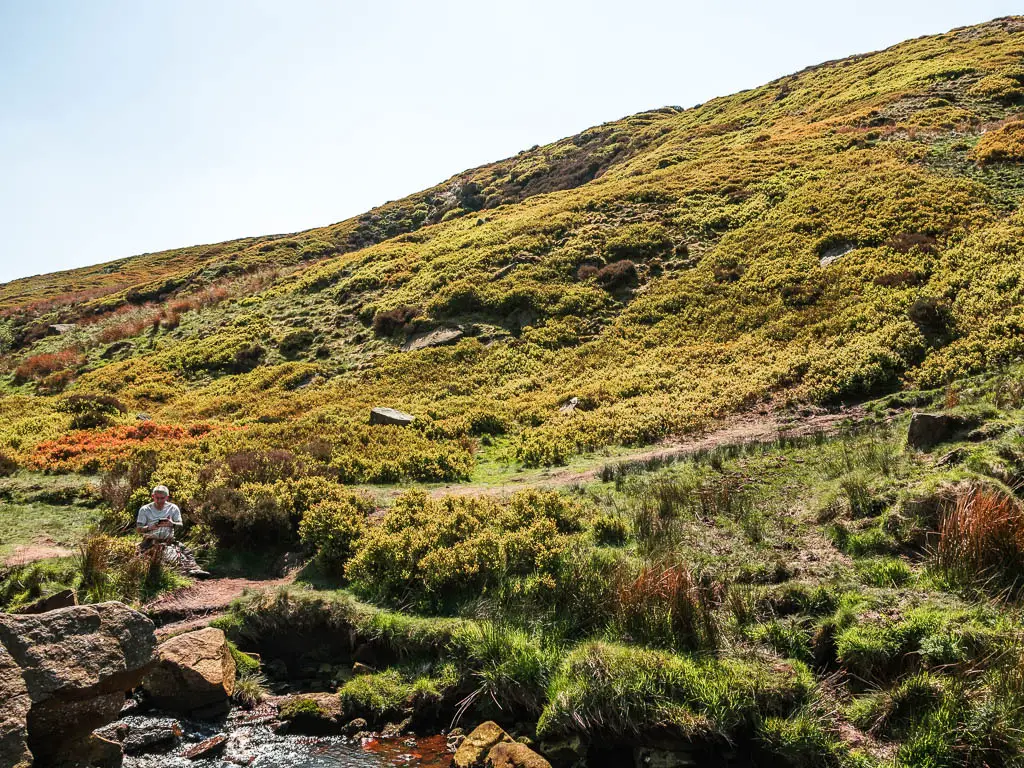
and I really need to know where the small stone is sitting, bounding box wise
[381,716,412,738]
[182,733,228,760]
[538,734,586,768]
[121,719,182,754]
[341,718,367,736]
[401,327,464,352]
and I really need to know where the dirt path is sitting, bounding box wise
[3,541,76,567]
[427,405,866,499]
[145,573,296,640]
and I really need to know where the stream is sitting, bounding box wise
[119,708,451,768]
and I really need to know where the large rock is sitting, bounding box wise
[0,641,32,768]
[455,721,514,768]
[907,412,973,450]
[401,327,464,352]
[369,407,415,426]
[0,601,157,767]
[487,741,552,768]
[142,627,235,716]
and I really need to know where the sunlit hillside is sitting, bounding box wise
[3,16,1024,488]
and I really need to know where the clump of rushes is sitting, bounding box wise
[233,670,269,708]
[934,486,1024,595]
[612,562,718,651]
[536,642,812,741]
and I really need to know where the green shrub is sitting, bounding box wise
[346,489,592,611]
[228,641,261,676]
[450,622,555,718]
[751,619,814,663]
[299,493,373,574]
[338,669,422,718]
[196,482,297,549]
[591,513,629,545]
[857,557,913,587]
[279,696,327,720]
[57,394,126,429]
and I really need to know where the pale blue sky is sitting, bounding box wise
[0,1,1017,283]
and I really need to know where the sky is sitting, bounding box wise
[0,1,1019,284]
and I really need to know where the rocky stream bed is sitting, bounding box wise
[116,706,451,768]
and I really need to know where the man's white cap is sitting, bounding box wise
[152,485,170,496]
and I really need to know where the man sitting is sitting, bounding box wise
[136,485,181,546]
[137,485,208,577]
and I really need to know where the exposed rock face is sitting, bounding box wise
[486,741,552,768]
[0,641,32,768]
[454,721,514,768]
[401,327,463,352]
[0,601,157,767]
[15,589,78,615]
[142,627,235,716]
[907,412,973,450]
[369,407,416,426]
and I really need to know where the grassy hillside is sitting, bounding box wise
[5,19,1024,491]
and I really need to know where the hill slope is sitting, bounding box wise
[3,17,1024,486]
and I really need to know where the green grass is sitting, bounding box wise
[0,501,99,562]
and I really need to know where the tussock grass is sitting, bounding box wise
[934,485,1024,595]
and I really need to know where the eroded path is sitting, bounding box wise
[145,573,296,640]
[425,405,867,499]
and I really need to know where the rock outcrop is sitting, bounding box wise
[141,627,235,716]
[0,640,32,768]
[907,412,975,450]
[401,327,464,352]
[369,407,416,426]
[0,601,157,767]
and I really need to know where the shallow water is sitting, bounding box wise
[120,710,450,768]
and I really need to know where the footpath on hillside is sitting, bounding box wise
[143,404,868,635]
[425,405,867,498]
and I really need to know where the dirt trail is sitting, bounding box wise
[428,406,866,499]
[3,540,76,567]
[145,573,295,640]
